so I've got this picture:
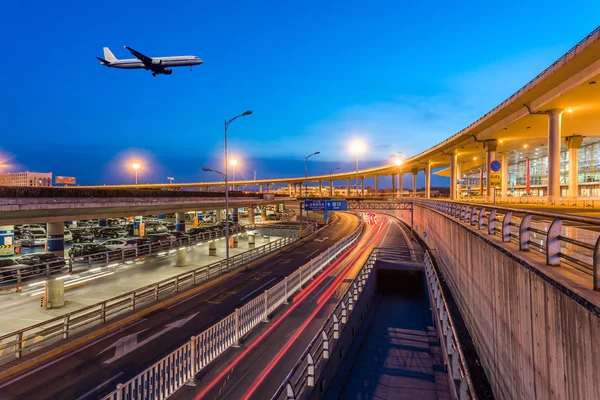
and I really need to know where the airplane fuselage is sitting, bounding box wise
[105,56,203,70]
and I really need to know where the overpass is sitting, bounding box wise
[73,27,600,205]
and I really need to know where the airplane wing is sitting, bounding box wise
[124,46,154,67]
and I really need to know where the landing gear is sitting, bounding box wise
[152,72,157,77]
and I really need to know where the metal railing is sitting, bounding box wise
[424,250,476,399]
[100,217,364,400]
[0,224,317,366]
[455,195,600,208]
[418,200,600,290]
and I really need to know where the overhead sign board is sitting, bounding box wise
[262,193,275,201]
[55,176,76,185]
[304,200,326,211]
[490,160,502,173]
[489,173,502,188]
[326,200,348,211]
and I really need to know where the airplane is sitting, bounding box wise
[97,46,203,76]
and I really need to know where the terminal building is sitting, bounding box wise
[0,171,53,187]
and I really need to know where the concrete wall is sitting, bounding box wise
[408,205,600,400]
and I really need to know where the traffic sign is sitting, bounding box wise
[323,210,328,221]
[490,160,502,172]
[304,200,326,211]
[489,173,502,188]
[326,200,348,211]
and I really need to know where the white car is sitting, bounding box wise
[20,229,47,247]
[21,224,46,233]
[64,228,73,242]
[102,239,138,250]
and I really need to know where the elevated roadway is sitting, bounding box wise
[0,213,360,400]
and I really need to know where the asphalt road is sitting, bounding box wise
[171,213,410,400]
[0,214,360,400]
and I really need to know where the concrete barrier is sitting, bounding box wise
[410,205,600,399]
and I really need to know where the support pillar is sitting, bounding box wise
[450,154,457,200]
[176,248,187,267]
[319,181,323,197]
[209,240,217,256]
[479,169,484,197]
[375,176,379,194]
[248,206,255,224]
[175,212,186,232]
[346,179,351,196]
[45,279,65,308]
[232,234,239,248]
[565,135,583,199]
[98,218,108,227]
[261,206,267,221]
[548,109,563,204]
[501,152,508,201]
[0,225,15,257]
[398,174,403,195]
[360,177,364,196]
[411,169,418,196]
[259,184,263,193]
[391,174,396,194]
[216,209,223,222]
[248,234,255,249]
[134,216,143,236]
[425,164,431,199]
[47,222,65,256]
[485,140,498,201]
[456,162,462,198]
[288,183,293,197]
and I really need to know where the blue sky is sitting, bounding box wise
[1,1,598,187]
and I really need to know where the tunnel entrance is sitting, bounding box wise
[376,268,426,297]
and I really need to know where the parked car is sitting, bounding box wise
[64,228,73,242]
[102,239,139,250]
[71,229,95,243]
[96,227,128,239]
[169,231,189,239]
[0,259,34,282]
[146,233,177,244]
[18,252,66,269]
[161,222,176,231]
[20,229,48,247]
[21,224,46,232]
[187,227,210,235]
[69,243,113,259]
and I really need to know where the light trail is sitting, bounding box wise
[193,219,377,400]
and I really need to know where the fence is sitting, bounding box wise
[0,223,317,366]
[100,218,364,400]
[424,250,476,399]
[418,200,600,290]
[455,195,600,209]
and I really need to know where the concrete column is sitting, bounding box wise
[456,162,462,198]
[346,179,351,196]
[375,176,379,194]
[232,208,239,223]
[501,152,508,201]
[134,216,143,236]
[261,206,267,220]
[319,181,323,197]
[248,206,255,224]
[425,164,431,199]
[99,218,108,227]
[209,240,217,256]
[411,169,418,196]
[266,184,270,192]
[0,225,15,257]
[288,183,293,197]
[248,234,255,249]
[176,248,187,266]
[565,135,583,199]
[175,212,186,232]
[47,222,65,255]
[450,154,457,200]
[263,235,270,243]
[46,279,65,308]
[232,234,239,248]
[391,174,396,193]
[216,209,223,222]
[330,180,334,197]
[360,177,364,196]
[548,109,563,204]
[398,174,403,195]
[485,140,498,200]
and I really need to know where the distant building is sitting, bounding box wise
[0,171,53,187]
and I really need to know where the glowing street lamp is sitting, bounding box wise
[350,142,365,196]
[132,163,140,185]
[230,159,238,183]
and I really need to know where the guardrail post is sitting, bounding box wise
[470,207,478,226]
[502,211,512,242]
[100,302,106,323]
[307,352,315,387]
[341,301,347,323]
[63,315,70,339]
[190,335,198,377]
[14,332,23,358]
[478,207,486,230]
[460,206,465,220]
[519,214,532,251]
[263,290,270,322]
[488,209,497,235]
[154,284,159,300]
[233,308,241,347]
[284,276,289,304]
[174,275,179,293]
[333,314,340,339]
[116,383,123,400]
[546,218,562,266]
[286,382,297,399]
[130,292,136,311]
[322,330,330,359]
[594,236,600,291]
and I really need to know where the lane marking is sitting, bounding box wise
[240,278,278,302]
[75,372,124,400]
[305,249,319,259]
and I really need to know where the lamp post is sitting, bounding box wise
[219,110,252,270]
[394,158,402,198]
[132,163,140,186]
[167,176,174,184]
[329,167,340,196]
[351,142,364,197]
[301,151,320,237]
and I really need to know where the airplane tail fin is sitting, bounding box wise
[103,47,118,62]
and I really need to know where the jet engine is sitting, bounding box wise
[163,69,173,75]
[151,59,162,65]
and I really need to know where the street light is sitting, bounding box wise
[167,176,174,184]
[300,151,320,237]
[132,163,140,185]
[330,167,340,196]
[351,142,364,196]
[221,110,252,271]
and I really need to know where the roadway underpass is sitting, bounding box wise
[0,212,360,400]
